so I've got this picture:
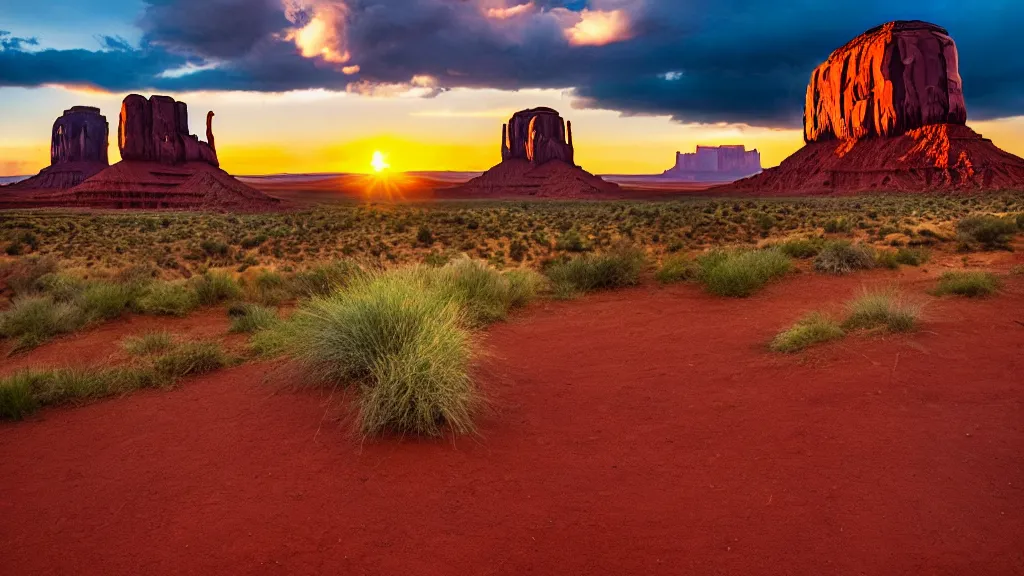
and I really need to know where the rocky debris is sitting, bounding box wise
[502,107,575,166]
[4,107,110,191]
[716,21,1024,196]
[119,94,219,166]
[456,107,617,198]
[805,21,967,143]
[664,145,761,182]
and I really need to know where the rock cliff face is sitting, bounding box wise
[456,107,618,198]
[51,106,109,166]
[119,94,219,167]
[716,21,1024,196]
[804,21,967,143]
[502,108,575,166]
[4,107,110,190]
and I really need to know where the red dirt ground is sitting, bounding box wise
[2,270,1023,575]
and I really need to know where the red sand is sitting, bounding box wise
[2,270,1023,574]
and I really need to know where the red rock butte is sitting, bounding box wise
[6,106,110,191]
[3,95,280,211]
[455,107,619,198]
[720,20,1024,195]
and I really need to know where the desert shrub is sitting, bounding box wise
[36,273,86,302]
[814,241,875,275]
[503,269,547,309]
[555,229,589,252]
[0,366,165,420]
[933,271,1001,297]
[77,281,137,321]
[228,303,281,333]
[771,312,845,353]
[290,261,360,297]
[200,239,230,257]
[248,319,301,358]
[957,215,1017,250]
[431,258,541,325]
[823,218,852,234]
[0,296,86,350]
[843,289,920,333]
[152,341,230,378]
[190,271,241,305]
[3,255,59,295]
[697,249,791,297]
[122,331,175,356]
[288,271,476,437]
[136,281,199,317]
[774,238,824,259]
[245,270,292,305]
[895,247,930,266]
[655,255,697,284]
[545,245,646,298]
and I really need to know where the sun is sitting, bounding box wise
[371,151,390,173]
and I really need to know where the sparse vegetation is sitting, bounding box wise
[286,269,477,437]
[228,303,281,333]
[957,215,1018,250]
[875,247,931,269]
[122,331,175,356]
[933,271,1001,297]
[545,245,646,298]
[655,255,696,284]
[843,289,920,333]
[697,249,791,297]
[771,312,845,353]
[814,241,875,275]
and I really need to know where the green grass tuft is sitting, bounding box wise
[957,215,1018,250]
[813,241,875,275]
[288,270,477,437]
[122,331,175,356]
[774,237,825,259]
[190,271,241,305]
[152,341,231,378]
[770,312,845,353]
[546,245,646,298]
[843,289,920,333]
[136,281,200,317]
[0,296,86,350]
[933,271,1001,297]
[655,255,697,284]
[697,248,791,297]
[228,303,281,333]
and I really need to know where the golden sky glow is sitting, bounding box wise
[3,86,1024,177]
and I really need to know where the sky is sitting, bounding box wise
[1,0,1023,176]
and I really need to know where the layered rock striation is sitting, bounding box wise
[805,21,966,143]
[719,20,1024,195]
[457,107,618,198]
[6,106,110,190]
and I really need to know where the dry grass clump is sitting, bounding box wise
[697,248,791,297]
[0,339,230,420]
[288,269,477,437]
[770,313,845,353]
[932,271,1001,297]
[228,303,281,333]
[813,241,875,275]
[655,255,697,284]
[122,331,175,356]
[545,245,647,298]
[842,289,920,333]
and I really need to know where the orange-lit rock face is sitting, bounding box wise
[501,107,575,166]
[804,21,967,143]
[118,94,219,167]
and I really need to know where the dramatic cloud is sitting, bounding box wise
[1,0,1023,127]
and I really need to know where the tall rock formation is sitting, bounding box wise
[455,107,617,198]
[119,94,219,167]
[14,94,281,211]
[5,106,110,190]
[501,107,575,166]
[719,20,1024,196]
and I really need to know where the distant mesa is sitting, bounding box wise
[663,145,762,182]
[7,106,110,191]
[5,95,281,211]
[455,107,619,198]
[720,20,1024,195]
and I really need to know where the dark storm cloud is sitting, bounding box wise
[1,0,1023,125]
